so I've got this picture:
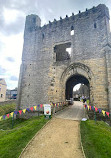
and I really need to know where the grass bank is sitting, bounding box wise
[0,102,16,116]
[0,116,48,158]
[80,120,111,158]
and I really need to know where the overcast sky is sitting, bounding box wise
[0,0,111,90]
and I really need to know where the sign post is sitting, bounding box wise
[44,104,51,119]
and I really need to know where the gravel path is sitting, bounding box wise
[20,101,85,158]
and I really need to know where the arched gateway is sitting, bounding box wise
[60,63,92,101]
[17,4,111,112]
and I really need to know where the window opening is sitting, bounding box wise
[71,26,74,35]
[54,42,71,61]
[66,48,71,58]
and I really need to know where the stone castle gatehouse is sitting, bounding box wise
[17,4,111,111]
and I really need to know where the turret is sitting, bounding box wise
[24,14,41,33]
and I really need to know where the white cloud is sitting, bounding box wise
[3,7,25,25]
[0,33,23,89]
[48,8,53,13]
[0,33,23,61]
[6,80,18,89]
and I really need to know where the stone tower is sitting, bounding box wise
[17,4,111,111]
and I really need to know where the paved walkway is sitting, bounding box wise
[20,101,85,158]
[55,101,85,120]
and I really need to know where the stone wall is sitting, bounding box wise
[17,4,111,110]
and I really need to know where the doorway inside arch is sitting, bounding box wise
[65,74,90,101]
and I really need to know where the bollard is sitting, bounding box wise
[38,105,40,117]
[12,113,14,129]
[94,106,96,123]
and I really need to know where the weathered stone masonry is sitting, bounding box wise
[17,4,111,111]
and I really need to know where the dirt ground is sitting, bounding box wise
[20,117,84,158]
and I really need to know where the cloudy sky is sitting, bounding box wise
[0,0,111,90]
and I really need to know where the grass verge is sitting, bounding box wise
[0,102,16,116]
[0,116,48,158]
[80,120,111,158]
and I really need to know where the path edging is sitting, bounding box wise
[79,121,86,158]
[18,118,51,158]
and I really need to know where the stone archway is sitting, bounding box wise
[65,74,90,100]
[60,63,94,104]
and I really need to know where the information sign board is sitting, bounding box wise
[44,104,51,116]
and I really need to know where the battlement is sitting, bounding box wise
[25,4,109,33]
[41,4,109,27]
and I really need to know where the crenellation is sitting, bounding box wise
[54,19,57,22]
[24,4,109,36]
[49,21,51,24]
[60,16,62,20]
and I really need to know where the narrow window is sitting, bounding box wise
[94,23,97,28]
[71,26,74,35]
[1,94,3,98]
[42,33,45,40]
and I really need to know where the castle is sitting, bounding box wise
[17,4,111,111]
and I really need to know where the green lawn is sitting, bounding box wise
[80,120,111,158]
[0,116,48,158]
